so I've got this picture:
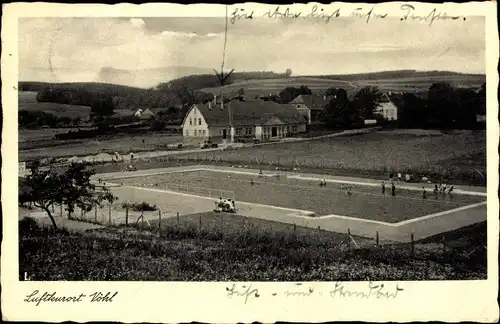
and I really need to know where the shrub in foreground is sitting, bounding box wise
[19,219,487,281]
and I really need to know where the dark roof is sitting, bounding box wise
[112,109,135,117]
[192,100,306,127]
[289,94,328,110]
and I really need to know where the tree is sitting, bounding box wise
[91,95,115,116]
[321,88,358,129]
[278,86,312,104]
[454,88,477,128]
[428,82,456,128]
[22,162,117,228]
[285,69,293,77]
[352,86,384,119]
[325,87,338,97]
[298,85,312,95]
[400,93,428,128]
[476,82,486,115]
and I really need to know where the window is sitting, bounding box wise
[202,130,206,136]
[198,118,202,125]
[189,118,192,126]
[236,128,242,136]
[287,126,290,133]
[194,129,197,136]
[185,130,189,136]
[245,127,252,135]
[292,126,298,133]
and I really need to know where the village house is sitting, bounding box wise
[375,93,398,121]
[134,108,156,120]
[289,94,329,125]
[181,98,307,146]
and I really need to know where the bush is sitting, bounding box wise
[121,201,157,211]
[19,217,40,236]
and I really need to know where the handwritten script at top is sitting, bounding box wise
[230,4,464,26]
[226,282,404,304]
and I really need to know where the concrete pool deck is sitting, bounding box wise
[94,164,487,196]
[94,165,488,242]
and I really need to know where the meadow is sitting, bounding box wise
[19,91,91,118]
[200,77,359,97]
[19,132,184,161]
[199,74,485,97]
[169,131,486,186]
[119,170,485,223]
[19,216,487,281]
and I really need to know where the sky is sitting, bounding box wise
[19,15,485,88]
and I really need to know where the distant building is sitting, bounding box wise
[375,94,398,121]
[133,108,156,120]
[289,94,329,125]
[181,99,307,145]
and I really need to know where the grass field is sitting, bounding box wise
[19,132,184,160]
[170,131,486,186]
[118,170,484,223]
[199,75,485,97]
[19,215,487,281]
[200,77,359,97]
[355,75,485,92]
[19,91,91,118]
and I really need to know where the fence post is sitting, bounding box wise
[347,229,351,252]
[293,223,296,233]
[176,212,180,227]
[410,233,415,256]
[198,214,202,233]
[125,207,129,226]
[376,231,379,247]
[317,226,321,232]
[60,204,63,217]
[108,203,112,224]
[141,211,144,229]
[158,210,162,233]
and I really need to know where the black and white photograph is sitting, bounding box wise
[2,1,499,322]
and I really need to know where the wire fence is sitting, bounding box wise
[25,201,486,266]
[25,145,486,187]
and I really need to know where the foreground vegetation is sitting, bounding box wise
[20,215,487,281]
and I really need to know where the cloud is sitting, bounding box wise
[18,17,485,87]
[129,18,145,28]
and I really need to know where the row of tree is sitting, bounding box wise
[320,82,486,129]
[19,162,117,228]
[399,82,486,129]
[19,110,82,128]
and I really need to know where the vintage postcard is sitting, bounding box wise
[2,1,499,322]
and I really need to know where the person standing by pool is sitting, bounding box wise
[389,172,394,182]
[397,172,402,182]
[391,182,396,196]
[422,187,427,199]
[381,181,386,195]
